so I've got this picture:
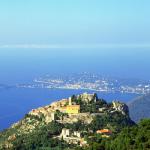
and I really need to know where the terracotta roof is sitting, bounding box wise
[96,129,112,134]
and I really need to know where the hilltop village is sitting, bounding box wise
[29,93,117,145]
[0,93,134,149]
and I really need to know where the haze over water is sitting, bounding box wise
[0,48,150,84]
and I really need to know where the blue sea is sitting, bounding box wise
[0,48,149,130]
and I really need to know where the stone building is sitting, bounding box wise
[77,92,97,103]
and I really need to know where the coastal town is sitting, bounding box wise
[17,73,150,94]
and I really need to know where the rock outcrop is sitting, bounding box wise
[112,101,129,115]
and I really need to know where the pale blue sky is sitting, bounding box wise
[0,0,150,46]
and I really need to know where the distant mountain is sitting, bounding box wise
[128,93,150,122]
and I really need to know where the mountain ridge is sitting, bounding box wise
[128,93,150,122]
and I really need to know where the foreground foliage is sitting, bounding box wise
[81,119,150,150]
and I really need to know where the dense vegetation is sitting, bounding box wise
[0,121,70,150]
[0,113,135,150]
[80,119,150,150]
[89,112,134,132]
[1,119,148,150]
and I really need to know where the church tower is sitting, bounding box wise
[69,97,72,105]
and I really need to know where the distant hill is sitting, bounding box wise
[128,93,150,122]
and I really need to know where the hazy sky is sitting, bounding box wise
[0,0,150,46]
[0,1,150,83]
